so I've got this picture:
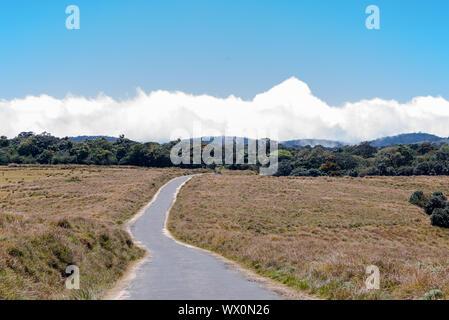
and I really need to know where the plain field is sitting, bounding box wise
[169,172,449,299]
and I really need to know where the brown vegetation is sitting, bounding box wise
[168,172,449,299]
[0,165,186,299]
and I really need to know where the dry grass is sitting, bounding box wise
[168,172,449,300]
[0,165,188,299]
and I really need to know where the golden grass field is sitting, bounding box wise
[0,165,188,299]
[168,172,449,300]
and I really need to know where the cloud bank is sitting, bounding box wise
[1,77,448,143]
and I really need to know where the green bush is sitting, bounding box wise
[422,289,445,300]
[425,192,447,215]
[430,207,449,228]
[409,190,428,208]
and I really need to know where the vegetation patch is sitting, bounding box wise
[410,191,449,228]
[2,132,449,178]
[0,165,188,299]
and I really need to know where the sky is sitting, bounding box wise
[0,0,448,142]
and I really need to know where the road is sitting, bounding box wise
[121,175,281,300]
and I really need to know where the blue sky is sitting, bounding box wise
[0,0,448,105]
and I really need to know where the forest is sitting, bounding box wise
[1,132,449,177]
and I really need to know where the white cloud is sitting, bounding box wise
[1,77,448,143]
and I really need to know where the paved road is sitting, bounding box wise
[123,175,280,300]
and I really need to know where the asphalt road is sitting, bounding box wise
[122,175,280,300]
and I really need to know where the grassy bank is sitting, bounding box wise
[168,172,449,299]
[0,165,186,299]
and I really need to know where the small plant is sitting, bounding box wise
[66,176,82,182]
[56,218,72,229]
[422,289,444,300]
[409,190,428,208]
[7,246,24,257]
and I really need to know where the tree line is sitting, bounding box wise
[1,132,449,177]
[275,141,449,177]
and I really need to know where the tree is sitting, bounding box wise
[319,159,342,176]
[71,143,89,163]
[0,136,9,147]
[17,137,40,157]
[353,142,377,158]
[375,145,413,170]
[417,142,435,155]
[293,146,331,169]
[335,153,358,170]
[274,160,293,176]
[36,150,54,164]
[414,162,431,175]
[126,144,150,166]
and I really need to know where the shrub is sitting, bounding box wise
[409,190,428,208]
[56,218,72,229]
[422,289,445,300]
[425,192,447,215]
[7,246,24,257]
[430,207,449,228]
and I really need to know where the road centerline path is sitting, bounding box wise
[121,175,281,300]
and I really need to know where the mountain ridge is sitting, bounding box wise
[68,132,449,148]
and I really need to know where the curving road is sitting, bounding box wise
[121,175,281,300]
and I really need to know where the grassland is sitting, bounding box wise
[168,172,449,300]
[0,165,188,299]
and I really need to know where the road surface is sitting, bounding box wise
[122,175,281,300]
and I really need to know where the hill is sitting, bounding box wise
[369,133,447,148]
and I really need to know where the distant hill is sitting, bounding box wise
[281,139,346,148]
[369,133,448,148]
[66,133,449,148]
[70,135,118,143]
